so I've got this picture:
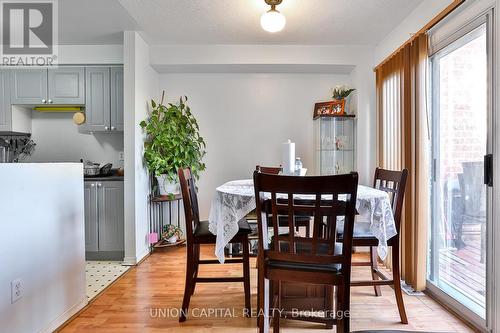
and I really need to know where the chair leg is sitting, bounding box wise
[392,244,408,324]
[336,284,345,333]
[272,281,281,332]
[242,236,251,316]
[179,244,195,322]
[325,285,334,329]
[257,257,267,332]
[343,280,351,333]
[191,243,200,295]
[370,246,382,296]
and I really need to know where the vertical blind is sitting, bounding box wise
[375,0,465,291]
[375,34,430,291]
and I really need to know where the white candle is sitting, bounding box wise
[282,139,295,175]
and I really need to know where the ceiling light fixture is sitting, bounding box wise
[261,0,286,33]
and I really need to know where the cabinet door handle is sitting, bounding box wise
[111,126,116,131]
[48,99,53,104]
[97,183,102,187]
[41,99,46,104]
[90,183,95,187]
[104,126,109,130]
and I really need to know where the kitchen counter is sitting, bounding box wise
[84,175,124,181]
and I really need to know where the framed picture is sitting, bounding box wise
[313,100,345,118]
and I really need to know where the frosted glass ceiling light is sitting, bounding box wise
[261,0,286,33]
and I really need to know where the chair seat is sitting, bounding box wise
[267,242,342,273]
[194,219,252,238]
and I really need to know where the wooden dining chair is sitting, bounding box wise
[255,165,311,237]
[177,167,252,322]
[339,167,409,324]
[254,171,359,333]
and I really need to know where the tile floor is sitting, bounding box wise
[85,261,130,300]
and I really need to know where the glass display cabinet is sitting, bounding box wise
[314,114,356,175]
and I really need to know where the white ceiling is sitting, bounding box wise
[58,0,424,46]
[58,0,138,44]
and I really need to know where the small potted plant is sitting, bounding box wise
[331,85,356,101]
[330,85,356,115]
[140,93,206,195]
[162,224,183,244]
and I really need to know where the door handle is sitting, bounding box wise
[484,154,493,187]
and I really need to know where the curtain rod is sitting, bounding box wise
[373,0,465,72]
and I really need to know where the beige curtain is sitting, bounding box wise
[375,34,429,291]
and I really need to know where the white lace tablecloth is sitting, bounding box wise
[208,179,396,263]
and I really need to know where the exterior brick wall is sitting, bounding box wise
[438,32,486,179]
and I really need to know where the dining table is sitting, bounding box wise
[208,178,397,264]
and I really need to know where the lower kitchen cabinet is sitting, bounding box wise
[84,180,124,260]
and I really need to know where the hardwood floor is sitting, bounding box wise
[60,245,475,333]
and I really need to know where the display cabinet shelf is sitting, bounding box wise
[314,114,356,175]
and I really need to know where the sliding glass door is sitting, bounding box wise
[428,17,491,326]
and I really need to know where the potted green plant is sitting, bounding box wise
[331,85,356,101]
[140,93,206,195]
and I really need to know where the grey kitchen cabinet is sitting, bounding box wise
[84,182,99,252]
[10,68,47,104]
[83,67,111,132]
[11,67,84,105]
[81,66,123,133]
[84,180,124,260]
[110,67,124,131]
[0,70,11,131]
[97,181,124,252]
[48,67,85,104]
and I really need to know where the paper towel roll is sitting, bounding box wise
[282,139,295,175]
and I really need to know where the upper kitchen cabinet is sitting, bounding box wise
[48,67,85,104]
[0,70,11,131]
[81,66,123,133]
[11,67,85,105]
[84,67,111,132]
[110,67,124,131]
[10,68,47,105]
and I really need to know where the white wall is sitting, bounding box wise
[374,0,453,65]
[151,44,376,220]
[0,163,86,333]
[123,31,159,264]
[58,44,124,65]
[27,111,124,166]
[159,72,353,218]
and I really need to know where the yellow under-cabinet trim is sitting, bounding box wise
[33,106,84,112]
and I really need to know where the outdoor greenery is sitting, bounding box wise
[140,94,206,182]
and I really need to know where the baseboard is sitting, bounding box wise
[86,251,124,261]
[40,298,88,333]
[136,248,150,263]
[122,249,150,266]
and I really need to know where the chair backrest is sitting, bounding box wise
[256,165,282,175]
[253,171,358,272]
[178,167,200,242]
[373,167,408,234]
